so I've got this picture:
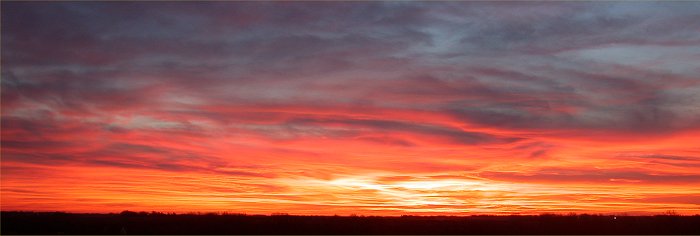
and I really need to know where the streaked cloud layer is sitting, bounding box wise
[2,2,700,215]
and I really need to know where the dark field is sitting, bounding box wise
[2,211,699,235]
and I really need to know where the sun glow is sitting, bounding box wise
[395,180,472,190]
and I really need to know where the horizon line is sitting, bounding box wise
[3,210,696,217]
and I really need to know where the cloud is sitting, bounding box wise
[2,1,700,215]
[284,117,520,145]
[480,168,700,184]
[642,195,700,205]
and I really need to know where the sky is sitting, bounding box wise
[2,2,700,216]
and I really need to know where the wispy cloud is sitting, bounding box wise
[2,1,700,215]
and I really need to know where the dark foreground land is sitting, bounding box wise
[2,211,700,235]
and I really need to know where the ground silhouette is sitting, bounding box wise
[2,211,699,234]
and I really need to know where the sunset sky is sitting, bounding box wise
[2,2,700,216]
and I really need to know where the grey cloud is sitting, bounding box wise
[3,1,700,172]
[286,117,521,145]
